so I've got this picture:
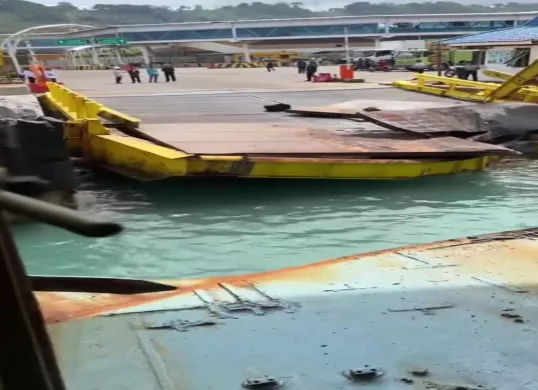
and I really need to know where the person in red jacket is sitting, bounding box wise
[125,65,135,83]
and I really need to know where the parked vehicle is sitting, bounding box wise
[367,58,394,72]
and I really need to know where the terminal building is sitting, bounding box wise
[442,16,538,71]
[2,11,538,67]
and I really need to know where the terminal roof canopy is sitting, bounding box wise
[442,16,538,46]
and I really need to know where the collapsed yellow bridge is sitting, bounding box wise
[43,76,516,181]
[393,59,538,104]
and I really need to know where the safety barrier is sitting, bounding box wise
[64,65,108,70]
[45,82,190,179]
[60,62,299,70]
[207,62,263,69]
[207,62,291,69]
[393,72,538,104]
[46,82,143,149]
[46,82,139,125]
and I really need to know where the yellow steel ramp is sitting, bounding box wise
[43,83,510,181]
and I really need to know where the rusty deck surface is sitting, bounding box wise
[39,227,538,390]
[139,122,514,157]
[95,90,515,158]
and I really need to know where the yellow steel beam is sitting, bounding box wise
[482,69,513,81]
[98,106,141,129]
[484,60,538,101]
[393,69,538,104]
[392,80,490,102]
[90,135,189,179]
[46,82,141,127]
[188,156,498,179]
[482,69,538,92]
[413,74,498,88]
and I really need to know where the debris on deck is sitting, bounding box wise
[268,98,538,156]
[286,99,468,118]
[356,103,538,140]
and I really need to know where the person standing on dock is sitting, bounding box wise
[296,59,306,74]
[162,64,176,82]
[23,67,36,83]
[147,65,159,83]
[266,61,275,72]
[131,66,141,83]
[126,64,135,83]
[45,68,57,82]
[113,66,123,84]
[305,58,319,82]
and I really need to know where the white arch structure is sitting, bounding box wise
[1,24,95,74]
[65,44,124,68]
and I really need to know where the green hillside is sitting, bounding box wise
[1,0,537,33]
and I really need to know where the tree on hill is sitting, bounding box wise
[1,0,538,33]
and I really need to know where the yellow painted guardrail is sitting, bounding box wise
[47,82,104,122]
[45,82,189,180]
[47,82,141,126]
[393,60,538,104]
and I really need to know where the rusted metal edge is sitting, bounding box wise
[286,109,361,118]
[239,157,457,164]
[37,226,538,324]
[208,149,515,158]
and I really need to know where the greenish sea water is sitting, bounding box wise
[13,159,538,280]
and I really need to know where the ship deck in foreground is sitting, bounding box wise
[39,227,538,390]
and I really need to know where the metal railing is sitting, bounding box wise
[46,82,141,125]
[393,64,538,104]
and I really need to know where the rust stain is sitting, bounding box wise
[308,129,513,157]
[39,228,537,324]
[427,238,538,292]
[248,157,435,164]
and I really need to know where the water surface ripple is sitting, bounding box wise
[15,159,538,279]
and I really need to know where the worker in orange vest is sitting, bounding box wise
[29,63,47,84]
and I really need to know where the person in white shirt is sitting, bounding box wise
[23,68,36,83]
[45,68,57,82]
[112,66,123,84]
